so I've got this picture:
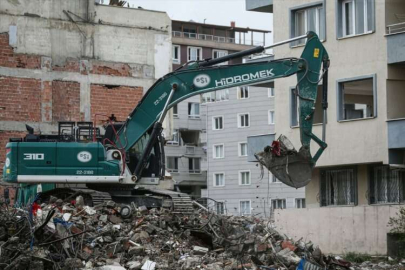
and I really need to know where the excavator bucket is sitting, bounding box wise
[255,135,313,189]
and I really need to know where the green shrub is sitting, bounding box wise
[388,207,405,235]
[343,252,372,263]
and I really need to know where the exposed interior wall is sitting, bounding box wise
[387,80,405,119]
[274,204,401,254]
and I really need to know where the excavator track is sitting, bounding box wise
[171,196,194,215]
[38,187,195,214]
[38,188,112,206]
[134,189,195,214]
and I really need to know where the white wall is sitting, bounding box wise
[274,205,401,254]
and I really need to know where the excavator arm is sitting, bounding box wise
[115,31,329,186]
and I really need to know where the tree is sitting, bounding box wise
[109,0,127,7]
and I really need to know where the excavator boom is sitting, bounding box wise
[115,31,329,186]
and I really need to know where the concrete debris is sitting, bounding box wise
[0,198,404,270]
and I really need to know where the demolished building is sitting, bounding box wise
[0,0,171,197]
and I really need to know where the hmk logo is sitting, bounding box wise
[24,153,45,160]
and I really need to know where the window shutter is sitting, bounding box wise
[366,0,375,32]
[320,170,327,206]
[368,166,375,204]
[355,0,365,34]
[337,1,343,38]
[319,7,326,40]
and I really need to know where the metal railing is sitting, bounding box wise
[172,31,264,46]
[387,22,405,35]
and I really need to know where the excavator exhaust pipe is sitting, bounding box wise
[255,135,313,189]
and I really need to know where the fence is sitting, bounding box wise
[172,31,264,46]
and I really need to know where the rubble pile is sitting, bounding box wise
[0,197,404,270]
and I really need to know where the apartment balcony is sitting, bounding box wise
[387,119,405,165]
[245,0,273,13]
[172,31,264,51]
[386,23,405,65]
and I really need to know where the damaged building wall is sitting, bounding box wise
[0,0,172,178]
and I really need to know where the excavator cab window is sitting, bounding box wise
[127,132,164,178]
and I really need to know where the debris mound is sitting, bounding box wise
[0,197,403,269]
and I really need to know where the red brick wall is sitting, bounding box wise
[42,81,52,122]
[52,59,80,73]
[0,131,25,173]
[52,81,82,122]
[91,62,132,77]
[0,76,42,122]
[90,84,143,122]
[0,33,41,69]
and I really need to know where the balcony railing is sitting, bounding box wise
[387,22,405,35]
[172,31,264,46]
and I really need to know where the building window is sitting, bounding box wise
[296,198,306,208]
[172,104,178,118]
[213,49,228,59]
[337,75,376,121]
[271,174,280,183]
[214,173,225,187]
[167,129,180,145]
[291,85,324,127]
[172,45,180,64]
[213,144,224,159]
[187,46,202,61]
[166,157,178,172]
[188,102,200,119]
[268,88,275,97]
[369,166,405,204]
[238,113,250,128]
[216,202,225,214]
[238,142,247,157]
[240,200,251,215]
[201,89,229,103]
[268,110,275,125]
[188,158,201,173]
[238,86,249,99]
[215,89,229,101]
[320,168,357,206]
[213,49,228,65]
[272,199,286,209]
[337,0,375,38]
[212,116,223,130]
[239,171,251,185]
[291,4,325,46]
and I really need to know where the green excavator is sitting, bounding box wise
[2,32,329,208]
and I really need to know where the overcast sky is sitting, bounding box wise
[127,0,273,45]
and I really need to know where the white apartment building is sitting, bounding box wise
[201,82,306,217]
[246,0,405,254]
